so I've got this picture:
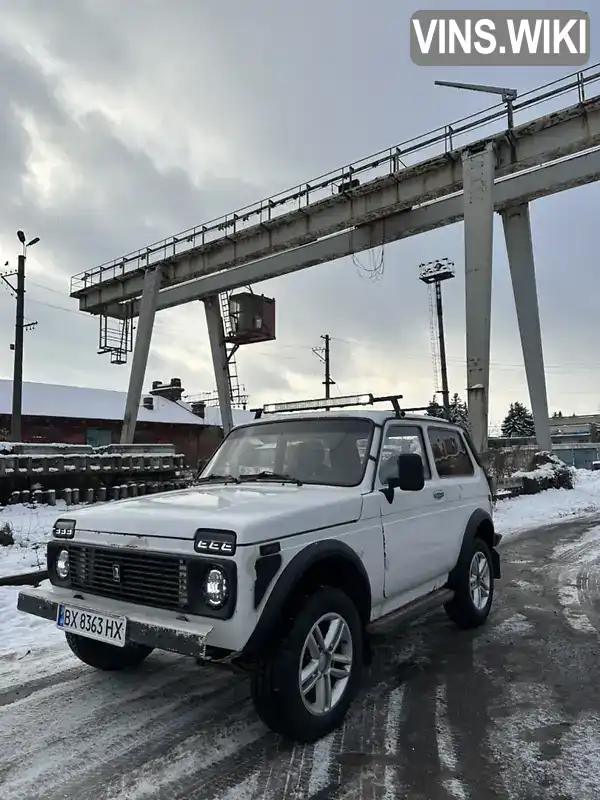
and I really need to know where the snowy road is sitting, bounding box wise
[3,516,600,799]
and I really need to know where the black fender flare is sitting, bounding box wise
[242,539,371,658]
[448,508,500,585]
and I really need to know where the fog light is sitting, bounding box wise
[56,549,69,580]
[204,568,228,609]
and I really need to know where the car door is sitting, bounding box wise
[377,421,443,599]
[424,424,481,573]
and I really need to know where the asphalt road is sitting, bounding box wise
[2,516,600,800]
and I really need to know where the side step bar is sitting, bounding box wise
[366,588,454,636]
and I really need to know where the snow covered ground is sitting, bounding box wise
[0,501,84,658]
[494,468,600,538]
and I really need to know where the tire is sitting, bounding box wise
[444,537,494,630]
[251,586,364,743]
[65,632,153,671]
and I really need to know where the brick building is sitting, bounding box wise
[0,378,253,467]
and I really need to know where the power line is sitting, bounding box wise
[327,336,600,373]
[2,285,599,381]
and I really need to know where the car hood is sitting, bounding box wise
[62,483,364,542]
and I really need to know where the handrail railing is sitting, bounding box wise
[70,64,600,297]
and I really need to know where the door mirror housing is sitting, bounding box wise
[380,452,425,503]
[396,453,425,491]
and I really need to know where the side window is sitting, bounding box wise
[378,424,431,484]
[427,427,474,478]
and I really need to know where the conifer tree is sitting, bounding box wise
[501,401,535,437]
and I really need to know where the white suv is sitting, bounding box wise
[18,394,500,743]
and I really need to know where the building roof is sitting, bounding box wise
[0,379,254,428]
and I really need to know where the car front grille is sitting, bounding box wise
[68,544,187,611]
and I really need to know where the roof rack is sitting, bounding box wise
[252,393,404,419]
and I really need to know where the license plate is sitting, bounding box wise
[57,603,127,648]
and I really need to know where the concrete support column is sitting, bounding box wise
[501,203,552,451]
[120,266,162,444]
[462,142,495,454]
[203,295,234,435]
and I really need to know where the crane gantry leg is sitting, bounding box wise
[203,295,234,435]
[501,203,552,451]
[120,266,162,444]
[463,142,495,454]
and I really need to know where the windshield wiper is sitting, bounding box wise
[196,473,241,484]
[238,471,303,486]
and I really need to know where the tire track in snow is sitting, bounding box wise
[60,675,255,800]
[0,661,84,707]
[482,525,600,798]
[380,685,405,800]
[435,683,468,800]
[0,655,249,800]
[552,525,600,635]
[393,628,455,800]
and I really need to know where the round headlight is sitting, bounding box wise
[204,568,228,609]
[56,549,69,580]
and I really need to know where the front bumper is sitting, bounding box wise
[17,587,214,659]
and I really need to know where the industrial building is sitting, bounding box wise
[0,378,253,467]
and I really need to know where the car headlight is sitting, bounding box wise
[204,567,228,609]
[56,549,70,580]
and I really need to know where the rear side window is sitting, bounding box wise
[427,427,474,478]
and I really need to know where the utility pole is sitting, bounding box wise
[312,334,335,398]
[419,258,455,420]
[323,334,331,399]
[7,231,40,441]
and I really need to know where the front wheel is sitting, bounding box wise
[251,587,364,743]
[444,538,494,629]
[65,632,153,671]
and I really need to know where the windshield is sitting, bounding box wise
[202,417,374,487]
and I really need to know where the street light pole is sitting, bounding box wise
[11,252,25,442]
[434,80,518,130]
[10,231,39,442]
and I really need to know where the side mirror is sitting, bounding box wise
[396,453,425,491]
[380,453,425,503]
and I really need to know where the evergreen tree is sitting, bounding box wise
[448,393,469,430]
[427,396,445,419]
[427,394,470,430]
[501,401,535,437]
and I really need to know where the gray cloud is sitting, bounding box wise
[0,0,598,428]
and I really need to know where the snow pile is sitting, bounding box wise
[512,461,559,482]
[512,451,574,493]
[495,468,600,538]
[0,501,79,578]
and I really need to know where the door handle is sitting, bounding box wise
[433,490,445,500]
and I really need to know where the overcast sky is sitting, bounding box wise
[0,0,598,429]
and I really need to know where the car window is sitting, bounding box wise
[378,424,431,484]
[204,417,374,487]
[427,427,474,478]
